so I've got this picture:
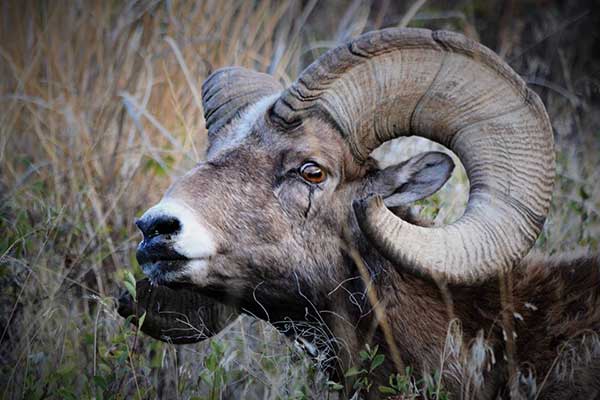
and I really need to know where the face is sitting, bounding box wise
[135,105,454,318]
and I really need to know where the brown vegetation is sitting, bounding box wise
[1,1,598,399]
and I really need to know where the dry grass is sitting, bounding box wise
[1,1,598,399]
[0,1,330,398]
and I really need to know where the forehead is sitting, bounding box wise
[207,110,363,179]
[163,114,369,211]
[264,118,348,165]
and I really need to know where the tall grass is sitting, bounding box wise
[0,1,332,398]
[1,1,598,399]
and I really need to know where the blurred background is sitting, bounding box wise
[1,0,598,398]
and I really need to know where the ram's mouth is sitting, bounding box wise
[140,258,188,285]
[139,257,211,291]
[136,236,193,285]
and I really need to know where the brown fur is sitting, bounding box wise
[126,112,600,399]
[364,250,600,398]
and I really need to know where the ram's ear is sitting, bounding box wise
[368,152,454,208]
[202,67,282,139]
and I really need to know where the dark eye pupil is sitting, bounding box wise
[306,167,321,178]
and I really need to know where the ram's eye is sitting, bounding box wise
[300,162,326,184]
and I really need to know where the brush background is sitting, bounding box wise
[1,1,599,399]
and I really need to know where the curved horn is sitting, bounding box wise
[271,28,555,284]
[202,67,282,139]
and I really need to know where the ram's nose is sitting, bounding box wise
[135,213,187,268]
[135,214,181,241]
[134,200,217,269]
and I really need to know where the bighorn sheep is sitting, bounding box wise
[118,28,600,398]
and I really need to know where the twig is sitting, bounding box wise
[398,0,427,28]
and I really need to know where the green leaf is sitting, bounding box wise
[138,311,146,329]
[83,332,94,345]
[378,386,397,394]
[370,354,385,372]
[344,367,365,377]
[93,375,107,390]
[210,339,224,355]
[359,350,369,361]
[116,349,128,364]
[57,388,77,400]
[124,314,134,326]
[205,354,218,371]
[327,381,343,391]
[125,270,136,285]
[124,280,136,299]
[56,363,75,376]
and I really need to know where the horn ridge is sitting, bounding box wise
[272,28,555,284]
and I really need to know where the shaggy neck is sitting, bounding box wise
[317,222,509,394]
[322,251,453,380]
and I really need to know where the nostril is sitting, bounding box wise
[152,217,181,237]
[136,215,182,239]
